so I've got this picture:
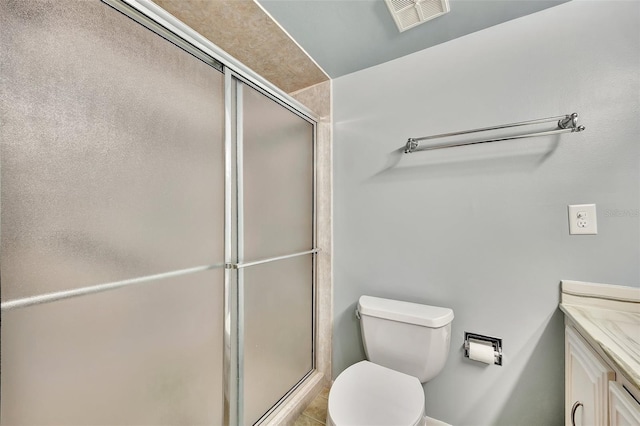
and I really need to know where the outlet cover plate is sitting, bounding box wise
[568,204,597,235]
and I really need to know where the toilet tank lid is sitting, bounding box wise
[358,295,454,328]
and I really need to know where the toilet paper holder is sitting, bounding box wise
[464,332,503,366]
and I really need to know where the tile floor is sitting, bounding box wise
[293,386,330,425]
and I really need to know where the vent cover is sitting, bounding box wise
[385,0,450,32]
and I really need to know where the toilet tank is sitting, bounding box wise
[357,295,454,383]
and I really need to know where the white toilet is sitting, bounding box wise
[327,295,454,426]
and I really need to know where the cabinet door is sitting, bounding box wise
[566,326,615,426]
[609,381,640,426]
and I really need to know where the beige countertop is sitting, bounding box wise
[560,280,640,391]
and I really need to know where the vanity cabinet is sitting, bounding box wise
[565,326,615,426]
[561,280,640,426]
[610,381,640,426]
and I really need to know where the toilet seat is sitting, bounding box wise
[328,361,425,426]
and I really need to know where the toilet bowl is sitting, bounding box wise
[327,295,454,426]
[327,361,425,426]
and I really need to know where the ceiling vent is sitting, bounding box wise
[385,0,450,32]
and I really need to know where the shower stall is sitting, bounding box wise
[0,1,318,424]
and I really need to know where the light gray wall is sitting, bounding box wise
[332,1,639,425]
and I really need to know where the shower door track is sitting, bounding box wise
[103,0,318,123]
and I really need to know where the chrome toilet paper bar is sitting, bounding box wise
[464,332,503,366]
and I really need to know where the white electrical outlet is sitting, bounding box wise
[568,204,597,235]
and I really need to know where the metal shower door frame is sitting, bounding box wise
[103,1,321,423]
[225,72,318,425]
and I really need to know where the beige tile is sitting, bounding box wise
[153,0,329,93]
[317,385,330,400]
[302,394,328,423]
[294,413,325,426]
[291,80,331,118]
[296,81,333,385]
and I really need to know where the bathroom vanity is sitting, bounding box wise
[560,281,640,426]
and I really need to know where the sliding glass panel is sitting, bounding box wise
[242,255,314,424]
[0,0,224,301]
[0,270,224,425]
[242,85,314,261]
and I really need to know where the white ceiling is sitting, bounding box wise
[257,0,570,78]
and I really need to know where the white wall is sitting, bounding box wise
[332,1,639,424]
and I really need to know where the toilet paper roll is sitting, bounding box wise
[468,339,495,364]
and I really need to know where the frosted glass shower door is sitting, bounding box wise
[237,83,315,424]
[0,1,225,424]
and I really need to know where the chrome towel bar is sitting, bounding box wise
[404,112,585,153]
